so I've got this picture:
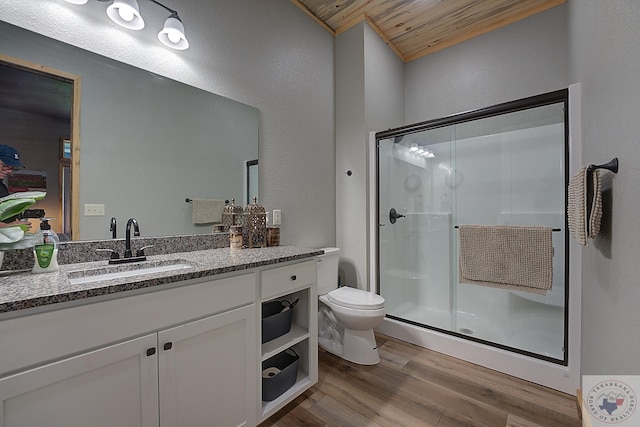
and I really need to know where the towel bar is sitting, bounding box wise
[185,198,230,204]
[587,157,618,173]
[453,226,561,232]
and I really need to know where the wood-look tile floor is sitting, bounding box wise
[261,333,581,427]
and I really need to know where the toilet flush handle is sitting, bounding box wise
[291,275,297,281]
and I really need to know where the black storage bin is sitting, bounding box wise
[261,299,298,343]
[262,349,300,402]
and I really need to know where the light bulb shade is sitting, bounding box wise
[63,0,89,4]
[158,15,189,50]
[107,0,145,30]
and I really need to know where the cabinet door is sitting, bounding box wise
[158,304,256,427]
[0,334,159,427]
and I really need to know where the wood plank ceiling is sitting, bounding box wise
[291,0,565,62]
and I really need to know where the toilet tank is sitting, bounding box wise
[317,247,340,295]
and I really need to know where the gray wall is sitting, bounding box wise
[568,0,640,375]
[336,22,404,289]
[405,5,568,122]
[334,5,567,293]
[336,23,366,288]
[0,0,336,247]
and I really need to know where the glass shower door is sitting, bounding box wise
[377,93,568,364]
[378,125,456,331]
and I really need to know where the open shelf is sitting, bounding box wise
[262,324,309,361]
[259,369,312,422]
[258,260,318,424]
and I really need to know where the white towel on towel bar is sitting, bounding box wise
[191,199,225,224]
[458,225,553,295]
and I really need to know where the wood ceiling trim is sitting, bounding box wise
[291,3,407,62]
[291,0,336,35]
[402,0,565,61]
[291,0,566,63]
[364,14,407,62]
[334,12,367,36]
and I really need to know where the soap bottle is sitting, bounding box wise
[32,218,59,273]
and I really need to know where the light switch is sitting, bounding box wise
[272,209,281,226]
[84,204,105,216]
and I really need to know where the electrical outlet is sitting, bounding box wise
[272,209,281,226]
[84,204,105,216]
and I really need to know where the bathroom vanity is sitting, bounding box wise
[0,246,321,426]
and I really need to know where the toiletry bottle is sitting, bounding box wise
[32,218,59,273]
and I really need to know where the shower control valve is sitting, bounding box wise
[389,208,406,224]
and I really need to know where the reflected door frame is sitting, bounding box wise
[0,54,81,239]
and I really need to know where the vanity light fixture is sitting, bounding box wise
[62,0,189,50]
[157,10,189,50]
[106,0,145,30]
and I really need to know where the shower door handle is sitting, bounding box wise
[389,208,405,224]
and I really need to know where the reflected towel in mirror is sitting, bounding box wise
[191,199,225,224]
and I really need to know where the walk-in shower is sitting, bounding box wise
[373,89,581,393]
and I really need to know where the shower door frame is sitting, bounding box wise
[371,87,583,393]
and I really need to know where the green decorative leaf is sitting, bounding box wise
[0,199,36,222]
[0,191,46,202]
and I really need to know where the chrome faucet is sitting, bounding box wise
[110,217,117,239]
[124,218,140,258]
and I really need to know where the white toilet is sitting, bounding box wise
[317,247,385,365]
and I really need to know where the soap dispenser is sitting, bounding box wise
[32,218,59,273]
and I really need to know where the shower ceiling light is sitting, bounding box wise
[62,0,189,50]
[412,146,434,159]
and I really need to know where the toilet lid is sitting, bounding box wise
[327,287,385,310]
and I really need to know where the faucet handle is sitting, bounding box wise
[110,217,117,239]
[96,248,119,260]
[136,245,154,257]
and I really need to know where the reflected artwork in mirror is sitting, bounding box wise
[0,20,259,241]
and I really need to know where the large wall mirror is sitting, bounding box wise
[0,21,259,241]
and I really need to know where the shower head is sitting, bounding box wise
[393,135,404,144]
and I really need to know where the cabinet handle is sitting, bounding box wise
[163,342,173,351]
[146,347,156,357]
[291,275,297,281]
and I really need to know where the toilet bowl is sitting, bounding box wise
[317,248,386,365]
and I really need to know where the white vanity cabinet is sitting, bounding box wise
[0,254,319,427]
[157,304,256,427]
[0,333,160,427]
[258,260,318,423]
[0,273,257,427]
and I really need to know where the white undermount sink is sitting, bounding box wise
[68,260,192,285]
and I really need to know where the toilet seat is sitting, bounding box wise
[327,287,385,310]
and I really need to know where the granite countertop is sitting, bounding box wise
[0,246,323,314]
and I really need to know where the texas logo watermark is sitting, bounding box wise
[581,376,639,426]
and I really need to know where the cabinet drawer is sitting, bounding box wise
[261,260,316,299]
